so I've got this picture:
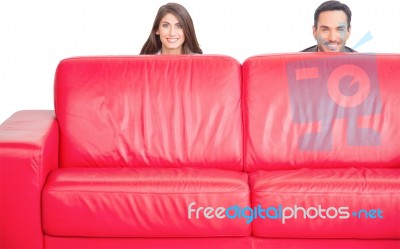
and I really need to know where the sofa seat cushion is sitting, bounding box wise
[249,168,400,239]
[42,167,250,237]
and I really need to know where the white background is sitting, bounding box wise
[1,0,399,123]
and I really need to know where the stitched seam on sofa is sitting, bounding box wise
[45,190,251,195]
[38,118,57,186]
[252,191,400,196]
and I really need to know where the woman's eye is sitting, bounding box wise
[162,23,169,28]
[176,24,182,29]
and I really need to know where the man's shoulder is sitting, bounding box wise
[300,45,357,52]
[300,45,318,52]
[344,46,357,52]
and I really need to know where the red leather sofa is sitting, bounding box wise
[1,54,399,248]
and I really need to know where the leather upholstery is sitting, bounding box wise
[55,56,243,170]
[250,168,400,238]
[243,53,400,171]
[0,110,58,248]
[42,167,250,237]
[243,53,400,243]
[1,54,399,248]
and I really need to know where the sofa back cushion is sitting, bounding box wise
[55,55,242,170]
[243,53,400,171]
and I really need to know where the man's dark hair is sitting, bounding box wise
[314,1,352,30]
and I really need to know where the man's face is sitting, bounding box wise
[313,10,351,52]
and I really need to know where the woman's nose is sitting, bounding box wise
[169,27,176,36]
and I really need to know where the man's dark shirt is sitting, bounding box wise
[301,45,357,52]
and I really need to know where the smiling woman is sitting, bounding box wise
[140,2,203,55]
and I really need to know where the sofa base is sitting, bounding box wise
[44,236,400,249]
[44,236,252,249]
[252,237,400,249]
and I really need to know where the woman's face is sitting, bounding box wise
[156,13,185,54]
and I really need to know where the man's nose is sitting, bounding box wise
[328,31,339,41]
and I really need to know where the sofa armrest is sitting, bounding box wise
[0,110,59,248]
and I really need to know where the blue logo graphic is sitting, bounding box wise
[286,55,382,151]
[353,31,373,50]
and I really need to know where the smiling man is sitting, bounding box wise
[302,1,356,52]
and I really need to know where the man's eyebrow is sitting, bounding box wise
[320,25,330,29]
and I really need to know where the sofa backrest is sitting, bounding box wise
[55,55,243,170]
[243,53,400,171]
